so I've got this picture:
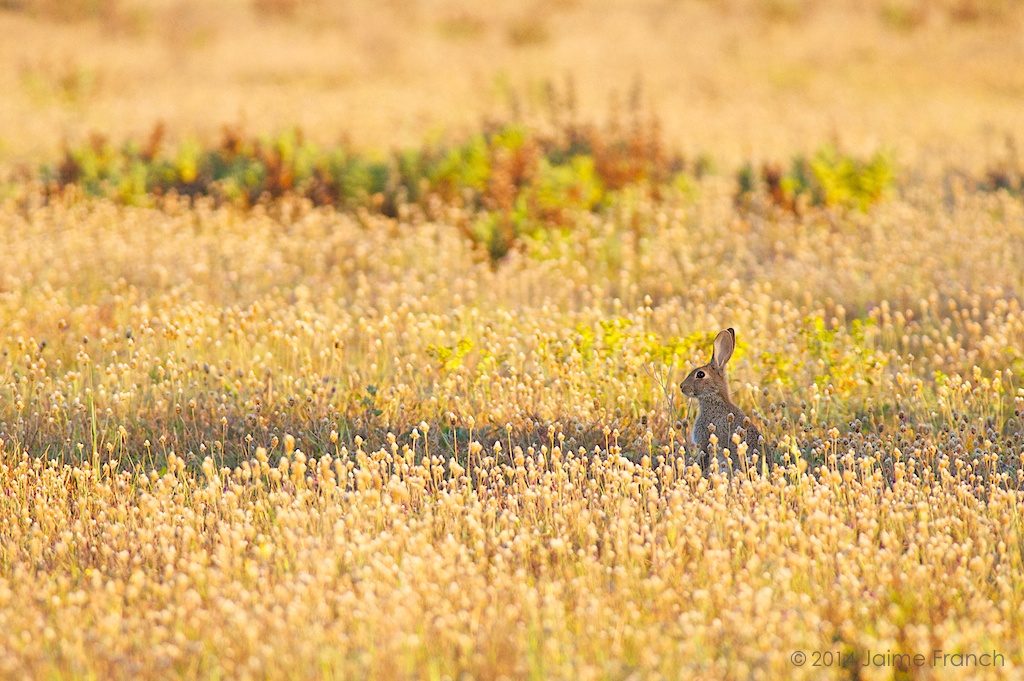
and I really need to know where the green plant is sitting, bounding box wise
[736,146,895,213]
[42,113,699,261]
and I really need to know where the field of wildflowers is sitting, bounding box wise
[2,0,1024,679]
[2,144,1024,677]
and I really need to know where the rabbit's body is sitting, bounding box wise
[690,392,763,473]
[681,328,764,474]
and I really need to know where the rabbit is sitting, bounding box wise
[680,328,764,475]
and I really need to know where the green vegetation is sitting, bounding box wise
[736,147,895,213]
[42,116,695,260]
[39,123,918,260]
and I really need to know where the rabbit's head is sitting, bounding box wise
[680,328,735,400]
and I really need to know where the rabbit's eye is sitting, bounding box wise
[695,370,706,379]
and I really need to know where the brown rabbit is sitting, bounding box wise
[680,328,764,474]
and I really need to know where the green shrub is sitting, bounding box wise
[736,146,895,213]
[809,147,894,210]
[43,116,699,261]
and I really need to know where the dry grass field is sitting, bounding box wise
[1,0,1023,163]
[1,1,1024,679]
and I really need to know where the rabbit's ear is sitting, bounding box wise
[711,328,735,369]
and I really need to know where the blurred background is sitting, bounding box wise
[1,0,1022,167]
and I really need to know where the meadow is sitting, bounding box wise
[2,1,1024,679]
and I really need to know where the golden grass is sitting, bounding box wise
[1,442,1021,679]
[1,184,1022,459]
[1,0,1023,164]
[0,175,1022,676]
[2,1,1024,678]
